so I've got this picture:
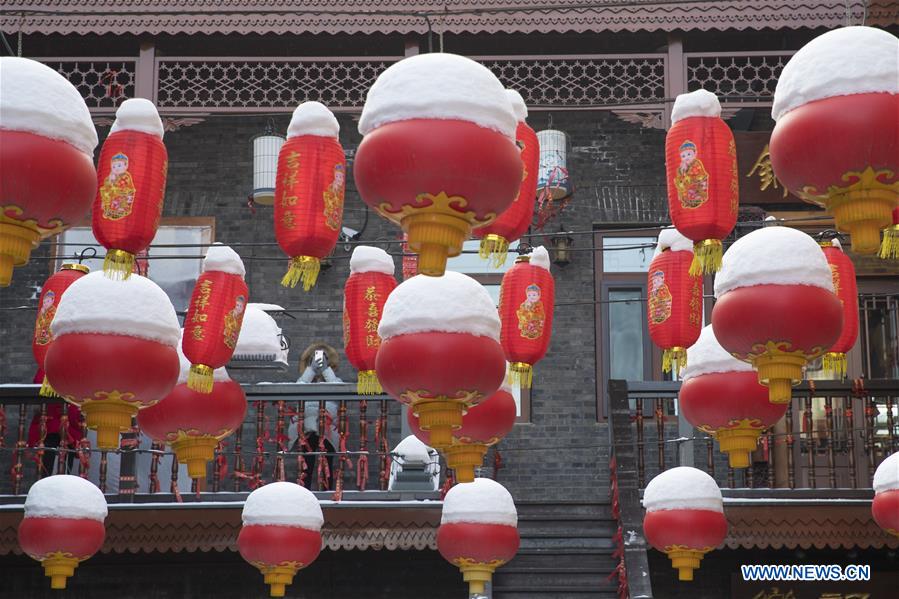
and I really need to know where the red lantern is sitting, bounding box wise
[474,90,540,267]
[92,99,168,278]
[643,467,727,581]
[32,263,90,397]
[274,102,345,291]
[712,226,842,404]
[820,239,859,378]
[0,57,97,287]
[499,246,555,388]
[181,244,249,392]
[343,246,397,394]
[44,272,181,449]
[354,53,522,276]
[680,326,787,468]
[647,229,703,374]
[872,453,899,538]
[409,386,517,482]
[18,475,107,589]
[665,90,739,275]
[438,478,520,596]
[881,207,899,260]
[238,482,324,597]
[377,271,506,449]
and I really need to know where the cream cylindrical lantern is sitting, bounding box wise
[536,129,571,200]
[252,132,285,205]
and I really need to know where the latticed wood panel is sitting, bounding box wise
[43,59,135,110]
[686,52,794,103]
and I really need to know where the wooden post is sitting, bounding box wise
[664,34,685,130]
[134,40,156,101]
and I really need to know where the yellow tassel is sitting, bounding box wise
[689,239,723,276]
[478,234,511,269]
[103,249,135,280]
[879,225,899,260]
[507,362,533,389]
[662,347,687,376]
[281,255,320,291]
[357,370,382,395]
[187,364,214,393]
[39,375,58,398]
[822,352,847,380]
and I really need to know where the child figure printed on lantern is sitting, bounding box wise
[33,290,56,346]
[99,152,137,220]
[223,295,247,350]
[517,284,546,340]
[648,270,672,324]
[674,140,709,209]
[323,163,345,231]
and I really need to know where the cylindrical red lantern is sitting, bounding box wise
[377,271,506,449]
[238,482,324,598]
[32,263,90,397]
[18,475,107,589]
[343,246,397,394]
[665,90,739,275]
[355,53,522,276]
[499,246,555,389]
[92,98,168,278]
[181,244,249,392]
[712,226,843,404]
[0,57,97,287]
[438,478,520,596]
[881,207,899,260]
[409,385,517,482]
[680,326,787,468]
[820,239,859,378]
[45,271,181,449]
[274,101,345,291]
[647,229,703,374]
[872,452,899,538]
[643,467,727,581]
[474,89,540,267]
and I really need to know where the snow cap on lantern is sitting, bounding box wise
[109,98,165,139]
[287,100,340,138]
[505,89,528,122]
[442,477,518,526]
[643,466,724,514]
[350,245,395,275]
[682,325,754,382]
[242,481,324,530]
[872,452,899,537]
[24,475,108,522]
[654,227,695,256]
[203,242,246,277]
[671,89,722,124]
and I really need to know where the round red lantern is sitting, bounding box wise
[872,452,899,538]
[665,89,739,275]
[354,53,522,276]
[182,244,249,392]
[92,99,168,278]
[438,478,520,596]
[474,89,540,267]
[881,207,899,260]
[820,239,859,378]
[18,475,107,589]
[499,246,555,388]
[377,271,506,449]
[643,467,727,581]
[274,102,345,291]
[680,326,787,468]
[238,482,324,597]
[0,57,97,287]
[32,263,90,397]
[409,385,517,482]
[343,246,397,394]
[647,229,703,374]
[45,271,181,449]
[770,26,898,255]
[712,226,843,404]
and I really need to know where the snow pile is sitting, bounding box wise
[772,26,899,121]
[529,246,551,271]
[51,272,180,347]
[287,101,340,138]
[24,475,107,522]
[234,303,287,364]
[176,330,229,384]
[671,89,722,124]
[441,478,518,527]
[643,466,723,513]
[506,89,528,122]
[350,246,395,275]
[242,481,323,530]
[829,238,843,251]
[654,227,695,257]
[714,226,834,297]
[0,56,98,156]
[682,325,754,381]
[359,53,517,140]
[379,271,501,341]
[873,452,899,494]
[108,98,165,139]
[203,243,246,277]
[392,434,433,464]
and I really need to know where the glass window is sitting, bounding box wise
[608,288,645,381]
[602,236,656,272]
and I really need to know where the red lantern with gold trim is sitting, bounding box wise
[182,244,249,393]
[872,453,899,538]
[880,207,899,260]
[274,102,345,291]
[820,239,859,378]
[499,246,555,388]
[92,99,168,278]
[474,90,540,267]
[343,246,397,394]
[647,229,703,375]
[665,90,739,275]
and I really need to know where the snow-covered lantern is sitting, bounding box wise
[643,467,727,581]
[872,452,899,537]
[238,482,324,597]
[438,478,520,596]
[18,475,107,589]
[251,126,285,206]
[233,303,289,368]
[536,129,571,199]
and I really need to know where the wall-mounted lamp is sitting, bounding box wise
[550,228,574,266]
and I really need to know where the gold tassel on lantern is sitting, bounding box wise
[39,375,58,398]
[507,362,533,389]
[478,234,511,268]
[662,347,688,376]
[880,222,899,260]
[281,255,320,291]
[187,364,215,394]
[689,239,723,276]
[102,249,135,280]
[356,370,382,395]
[822,351,848,379]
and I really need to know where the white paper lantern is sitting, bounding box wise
[536,129,571,200]
[251,132,285,205]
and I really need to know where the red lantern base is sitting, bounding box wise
[238,525,322,598]
[643,509,727,582]
[18,517,105,589]
[872,489,899,538]
[438,522,520,596]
